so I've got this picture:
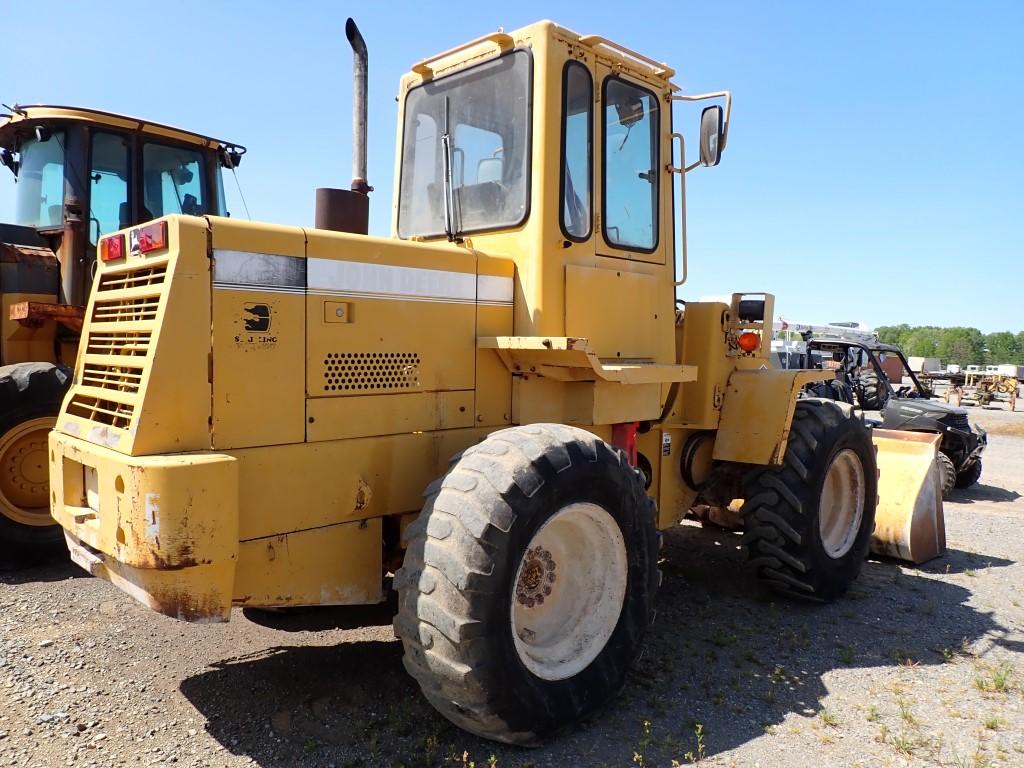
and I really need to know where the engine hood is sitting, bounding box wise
[888,398,965,419]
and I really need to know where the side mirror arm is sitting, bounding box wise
[670,89,732,158]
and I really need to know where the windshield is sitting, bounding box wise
[397,50,531,239]
[14,132,65,227]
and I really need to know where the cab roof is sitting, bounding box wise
[0,104,244,153]
[403,19,677,91]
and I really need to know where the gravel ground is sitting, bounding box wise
[2,405,1022,768]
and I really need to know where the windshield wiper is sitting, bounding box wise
[441,95,461,242]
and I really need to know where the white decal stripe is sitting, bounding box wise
[212,249,306,287]
[477,275,514,305]
[211,252,514,306]
[309,258,477,302]
[309,289,476,305]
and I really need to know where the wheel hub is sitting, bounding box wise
[515,546,556,607]
[510,502,627,681]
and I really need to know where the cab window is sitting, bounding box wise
[602,77,659,251]
[88,132,130,244]
[398,50,532,239]
[14,131,65,228]
[142,143,207,219]
[560,62,593,241]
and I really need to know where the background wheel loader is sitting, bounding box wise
[0,105,243,562]
[46,20,940,745]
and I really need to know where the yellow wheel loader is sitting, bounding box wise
[0,105,243,561]
[47,20,940,744]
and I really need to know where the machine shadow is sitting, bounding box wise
[179,521,1021,767]
[180,640,468,766]
[240,592,397,632]
[914,546,1014,576]
[0,549,78,582]
[947,483,1021,504]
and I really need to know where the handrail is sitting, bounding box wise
[578,35,675,79]
[411,31,514,76]
[669,132,688,286]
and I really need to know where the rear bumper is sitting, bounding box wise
[49,430,239,622]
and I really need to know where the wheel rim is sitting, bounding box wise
[818,448,866,558]
[0,417,55,527]
[510,502,627,681]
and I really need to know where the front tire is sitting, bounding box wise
[954,459,982,489]
[394,423,658,745]
[936,452,956,498]
[0,363,71,556]
[742,399,877,601]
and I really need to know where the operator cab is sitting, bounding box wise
[393,25,726,261]
[389,23,728,359]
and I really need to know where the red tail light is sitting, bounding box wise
[738,331,760,352]
[99,234,125,262]
[132,221,168,254]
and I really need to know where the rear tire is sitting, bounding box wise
[954,459,982,489]
[741,399,877,602]
[936,452,956,498]
[856,370,889,411]
[0,363,71,557]
[394,423,658,745]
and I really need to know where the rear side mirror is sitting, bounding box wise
[699,105,724,167]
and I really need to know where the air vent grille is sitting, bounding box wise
[323,352,421,393]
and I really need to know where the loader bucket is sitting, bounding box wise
[870,429,946,564]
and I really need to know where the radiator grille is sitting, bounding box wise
[97,265,167,291]
[84,331,152,357]
[65,393,135,430]
[92,294,160,323]
[81,362,144,394]
[323,352,421,392]
[67,261,168,435]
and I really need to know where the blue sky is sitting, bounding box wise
[3,1,1021,331]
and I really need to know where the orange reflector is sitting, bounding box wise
[134,221,167,254]
[738,331,760,352]
[99,234,125,262]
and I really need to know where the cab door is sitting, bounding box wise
[595,64,667,266]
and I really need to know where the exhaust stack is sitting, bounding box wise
[314,17,371,234]
[346,17,370,195]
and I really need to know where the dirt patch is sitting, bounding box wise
[981,420,1024,438]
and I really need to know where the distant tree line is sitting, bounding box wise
[876,325,1024,366]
